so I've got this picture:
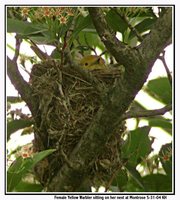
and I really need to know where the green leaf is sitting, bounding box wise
[7,157,24,192]
[112,169,128,190]
[77,31,105,51]
[7,149,56,192]
[18,149,56,173]
[148,117,172,135]
[15,181,43,192]
[106,9,128,33]
[129,18,157,40]
[135,17,156,32]
[125,163,145,190]
[7,96,23,103]
[116,7,156,18]
[7,171,23,192]
[8,157,23,173]
[145,77,172,104]
[7,18,52,45]
[7,18,46,35]
[159,143,172,177]
[7,119,33,141]
[69,15,92,44]
[28,35,54,45]
[122,126,152,166]
[142,174,172,192]
[51,48,61,59]
[31,149,56,168]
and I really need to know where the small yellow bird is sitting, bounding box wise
[79,55,107,70]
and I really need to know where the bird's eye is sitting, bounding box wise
[85,62,89,66]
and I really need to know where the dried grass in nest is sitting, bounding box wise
[31,60,126,187]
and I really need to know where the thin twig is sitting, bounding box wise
[158,51,172,86]
[99,50,107,57]
[60,31,68,67]
[122,104,172,120]
[30,40,50,61]
[84,34,97,55]
[13,34,22,62]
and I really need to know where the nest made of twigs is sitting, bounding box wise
[30,60,126,188]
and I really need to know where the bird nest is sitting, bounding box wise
[30,60,126,189]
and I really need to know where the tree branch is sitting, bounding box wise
[88,7,129,66]
[7,57,37,115]
[122,104,172,120]
[140,8,172,66]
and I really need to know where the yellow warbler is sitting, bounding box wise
[79,55,107,70]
